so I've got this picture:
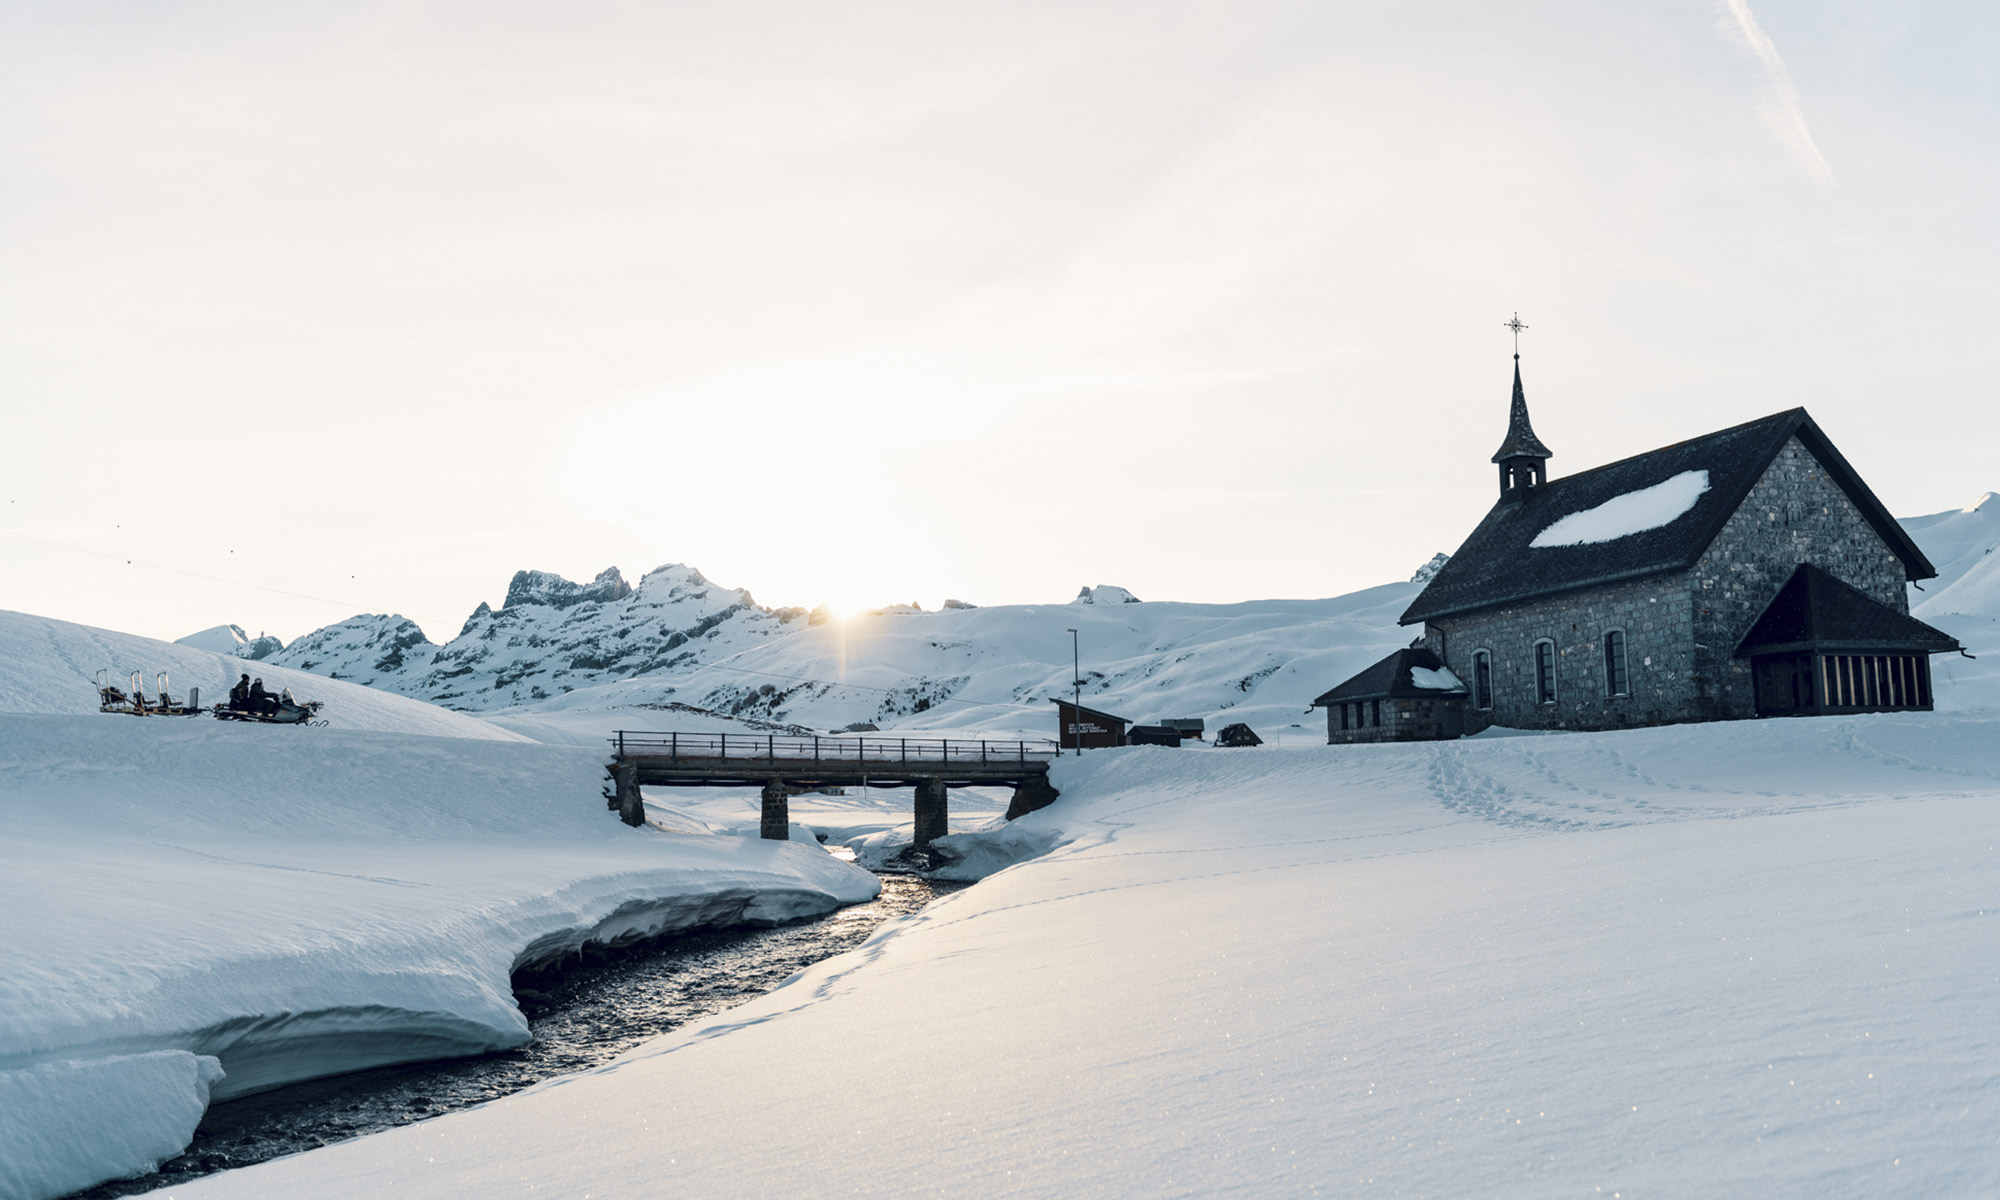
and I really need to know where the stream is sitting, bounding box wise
[75,873,961,1198]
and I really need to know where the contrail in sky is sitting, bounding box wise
[1718,0,1836,189]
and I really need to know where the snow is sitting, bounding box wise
[0,1052,223,1200]
[0,636,876,1197]
[476,583,1424,744]
[1530,469,1711,548]
[1409,664,1465,690]
[1901,491,2000,595]
[0,608,524,741]
[174,624,251,655]
[154,714,2000,1199]
[1072,584,1141,604]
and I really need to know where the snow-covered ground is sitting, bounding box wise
[154,712,2000,1199]
[0,609,521,742]
[0,616,876,1200]
[8,489,1998,1198]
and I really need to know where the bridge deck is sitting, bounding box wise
[610,731,1058,788]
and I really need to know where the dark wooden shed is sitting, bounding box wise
[1054,699,1130,749]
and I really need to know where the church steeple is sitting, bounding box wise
[1491,316,1551,501]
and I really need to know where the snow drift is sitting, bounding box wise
[0,701,873,1197]
[160,713,2000,1199]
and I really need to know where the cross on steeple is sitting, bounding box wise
[1504,312,1528,357]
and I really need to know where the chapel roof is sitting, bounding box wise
[1310,647,1467,706]
[1402,408,1938,625]
[1735,563,1960,657]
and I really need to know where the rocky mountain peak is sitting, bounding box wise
[1073,585,1141,605]
[502,567,633,610]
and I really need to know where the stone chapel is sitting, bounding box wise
[1312,355,1962,742]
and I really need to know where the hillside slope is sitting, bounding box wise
[0,609,523,741]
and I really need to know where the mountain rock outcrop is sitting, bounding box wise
[269,564,800,710]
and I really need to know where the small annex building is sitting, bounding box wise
[1310,647,1469,743]
[1319,351,1963,742]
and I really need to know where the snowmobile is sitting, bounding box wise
[97,670,205,717]
[213,686,326,726]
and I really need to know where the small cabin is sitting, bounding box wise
[1054,699,1130,749]
[1310,647,1469,744]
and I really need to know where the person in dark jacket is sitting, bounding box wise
[229,674,251,710]
[248,678,272,715]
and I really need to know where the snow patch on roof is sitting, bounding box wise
[1530,470,1710,549]
[1410,665,1466,691]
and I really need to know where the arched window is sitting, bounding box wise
[1534,639,1557,704]
[1473,650,1493,710]
[1603,630,1629,697]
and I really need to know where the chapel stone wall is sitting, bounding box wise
[1687,436,1911,718]
[1423,573,1697,732]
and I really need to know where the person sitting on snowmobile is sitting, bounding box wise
[230,674,251,710]
[248,678,275,716]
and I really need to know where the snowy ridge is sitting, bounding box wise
[270,564,801,710]
[270,567,1429,742]
[491,581,1430,745]
[173,624,281,661]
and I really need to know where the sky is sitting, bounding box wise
[3,0,1998,644]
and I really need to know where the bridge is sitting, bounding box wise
[606,731,1061,846]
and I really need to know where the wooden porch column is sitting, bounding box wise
[760,779,790,840]
[913,778,949,848]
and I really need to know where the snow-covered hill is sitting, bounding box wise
[174,624,282,661]
[265,562,1429,741]
[502,582,1426,743]
[242,490,2000,742]
[1901,493,2000,710]
[1902,491,2000,597]
[267,565,802,710]
[0,609,524,741]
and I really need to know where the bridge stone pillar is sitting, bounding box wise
[761,779,790,840]
[1004,774,1060,821]
[615,763,645,828]
[913,778,949,848]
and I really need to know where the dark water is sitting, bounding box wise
[75,874,961,1198]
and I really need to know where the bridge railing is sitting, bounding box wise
[610,731,1058,767]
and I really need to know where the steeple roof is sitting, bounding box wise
[1490,358,1553,463]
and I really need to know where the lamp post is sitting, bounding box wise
[1066,628,1081,753]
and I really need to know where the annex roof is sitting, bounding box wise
[1735,564,1961,657]
[1310,647,1467,706]
[1402,408,1938,625]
